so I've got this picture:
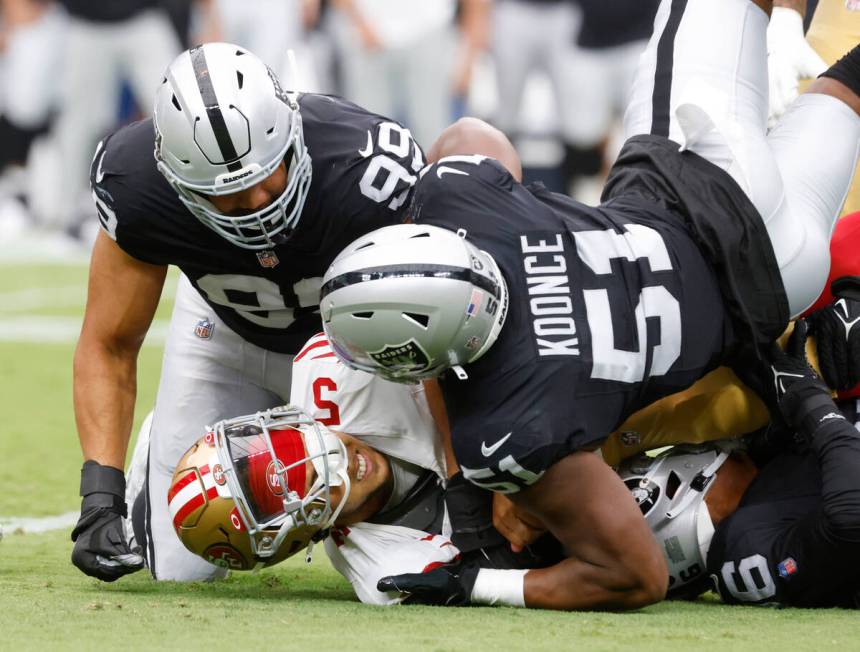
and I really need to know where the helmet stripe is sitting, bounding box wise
[167,469,198,503]
[189,45,242,171]
[170,485,219,530]
[294,336,331,362]
[320,264,500,301]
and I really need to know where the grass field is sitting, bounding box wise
[3,256,860,651]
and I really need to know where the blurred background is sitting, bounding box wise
[0,0,664,255]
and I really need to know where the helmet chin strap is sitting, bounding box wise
[664,449,730,520]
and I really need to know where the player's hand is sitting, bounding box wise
[377,561,479,606]
[71,461,144,582]
[761,321,843,443]
[492,493,546,553]
[766,7,827,128]
[809,295,860,392]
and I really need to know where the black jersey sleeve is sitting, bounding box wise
[89,119,184,266]
[708,402,860,608]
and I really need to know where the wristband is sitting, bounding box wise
[80,460,126,497]
[470,568,528,607]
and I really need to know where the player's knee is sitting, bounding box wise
[627,552,669,608]
[612,534,669,608]
[152,564,227,582]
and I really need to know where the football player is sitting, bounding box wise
[153,333,561,605]
[318,0,860,610]
[620,320,860,607]
[71,42,425,583]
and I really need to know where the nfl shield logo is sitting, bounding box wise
[369,339,431,374]
[256,250,279,268]
[620,431,641,447]
[194,318,214,339]
[777,557,798,579]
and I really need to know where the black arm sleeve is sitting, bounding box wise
[709,403,860,607]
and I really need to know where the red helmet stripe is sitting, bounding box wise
[172,492,205,529]
[170,484,220,530]
[244,427,308,519]
[168,470,199,503]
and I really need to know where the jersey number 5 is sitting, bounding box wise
[312,377,340,426]
[573,224,682,383]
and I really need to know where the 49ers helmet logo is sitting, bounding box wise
[266,459,287,496]
[205,544,248,570]
[369,339,430,373]
[212,463,226,485]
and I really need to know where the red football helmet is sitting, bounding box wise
[168,405,351,570]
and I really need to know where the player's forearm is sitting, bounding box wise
[73,337,139,470]
[811,415,860,543]
[521,555,665,610]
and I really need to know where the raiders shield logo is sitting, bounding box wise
[369,339,431,373]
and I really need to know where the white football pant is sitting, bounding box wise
[625,0,860,316]
[135,274,295,581]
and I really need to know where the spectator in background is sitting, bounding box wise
[214,0,323,90]
[160,0,221,47]
[564,0,658,202]
[491,0,657,200]
[50,0,181,232]
[0,0,63,234]
[330,0,489,148]
[491,0,582,192]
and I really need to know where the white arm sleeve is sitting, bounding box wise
[325,523,461,605]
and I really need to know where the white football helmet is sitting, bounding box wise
[320,224,508,382]
[169,406,350,569]
[618,443,737,597]
[154,42,312,250]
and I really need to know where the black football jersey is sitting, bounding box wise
[91,93,424,353]
[708,400,860,608]
[409,155,730,492]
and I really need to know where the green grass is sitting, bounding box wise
[4,530,860,651]
[3,260,860,650]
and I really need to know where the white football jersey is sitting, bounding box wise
[290,332,447,477]
[324,523,459,605]
[291,333,456,604]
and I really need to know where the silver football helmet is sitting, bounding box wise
[618,443,736,596]
[153,42,312,250]
[320,224,508,382]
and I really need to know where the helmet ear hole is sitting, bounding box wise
[665,471,682,499]
[402,312,430,329]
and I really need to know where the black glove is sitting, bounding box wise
[759,321,844,445]
[809,294,860,392]
[377,560,480,606]
[71,461,144,582]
